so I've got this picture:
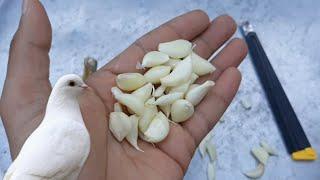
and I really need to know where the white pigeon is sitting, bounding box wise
[4,74,91,180]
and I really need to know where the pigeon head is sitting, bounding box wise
[53,74,88,97]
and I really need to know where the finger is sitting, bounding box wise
[104,10,210,74]
[192,15,237,59]
[182,67,242,144]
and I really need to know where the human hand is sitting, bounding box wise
[0,0,247,179]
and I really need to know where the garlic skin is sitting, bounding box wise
[126,115,143,151]
[142,51,170,68]
[206,143,217,162]
[116,73,146,91]
[260,141,278,156]
[160,56,193,87]
[163,58,181,68]
[109,112,132,141]
[171,99,194,123]
[113,102,123,112]
[185,80,215,106]
[169,73,199,94]
[207,162,215,180]
[158,39,192,58]
[251,146,269,165]
[191,52,216,76]
[111,87,145,116]
[244,163,265,179]
[144,66,171,84]
[143,112,170,143]
[153,92,184,106]
[139,98,158,132]
[132,83,153,102]
[159,104,171,117]
[153,85,166,97]
[199,133,212,158]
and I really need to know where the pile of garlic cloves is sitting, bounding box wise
[109,39,216,150]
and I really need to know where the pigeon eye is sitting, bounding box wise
[68,81,75,87]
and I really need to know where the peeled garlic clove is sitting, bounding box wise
[171,99,194,123]
[244,163,265,179]
[126,115,143,151]
[159,104,171,117]
[132,83,153,102]
[163,58,181,68]
[191,52,216,76]
[185,80,215,106]
[112,88,144,116]
[199,133,212,158]
[160,56,193,87]
[251,146,269,165]
[153,92,184,106]
[153,85,166,97]
[206,143,217,162]
[188,84,199,91]
[142,51,170,68]
[139,98,158,132]
[260,141,278,156]
[114,102,123,112]
[169,73,198,94]
[109,112,132,141]
[143,112,170,143]
[207,162,215,180]
[116,73,146,91]
[158,39,192,58]
[144,66,171,84]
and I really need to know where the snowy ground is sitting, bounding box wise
[0,0,320,179]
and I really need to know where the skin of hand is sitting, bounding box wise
[0,0,248,179]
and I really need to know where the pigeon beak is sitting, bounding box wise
[80,84,88,89]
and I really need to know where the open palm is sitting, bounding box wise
[0,0,248,179]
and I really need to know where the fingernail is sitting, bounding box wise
[22,0,30,15]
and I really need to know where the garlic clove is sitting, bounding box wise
[171,99,194,123]
[163,58,181,68]
[113,102,123,112]
[251,146,269,165]
[126,115,143,152]
[109,112,132,142]
[153,85,166,97]
[141,51,170,68]
[260,141,278,156]
[116,73,146,91]
[132,83,153,102]
[158,39,192,58]
[191,52,216,76]
[139,98,158,132]
[207,162,215,180]
[144,66,171,84]
[244,163,265,179]
[111,87,145,116]
[159,104,171,117]
[153,92,184,106]
[169,73,199,94]
[160,56,193,87]
[143,112,170,143]
[185,80,215,106]
[188,84,200,91]
[206,143,217,162]
[199,133,212,158]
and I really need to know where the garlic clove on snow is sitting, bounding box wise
[109,112,132,142]
[126,115,143,152]
[141,51,170,68]
[260,141,278,156]
[159,104,171,117]
[163,58,181,68]
[206,143,217,162]
[131,83,153,102]
[160,55,193,87]
[153,85,166,97]
[113,102,123,112]
[171,99,194,123]
[153,92,184,106]
[191,52,216,76]
[139,97,158,133]
[144,66,171,84]
[185,80,215,106]
[251,146,269,165]
[158,39,192,58]
[116,73,146,91]
[244,163,265,179]
[143,112,170,143]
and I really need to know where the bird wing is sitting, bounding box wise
[8,119,90,180]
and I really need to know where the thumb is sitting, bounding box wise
[8,0,52,80]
